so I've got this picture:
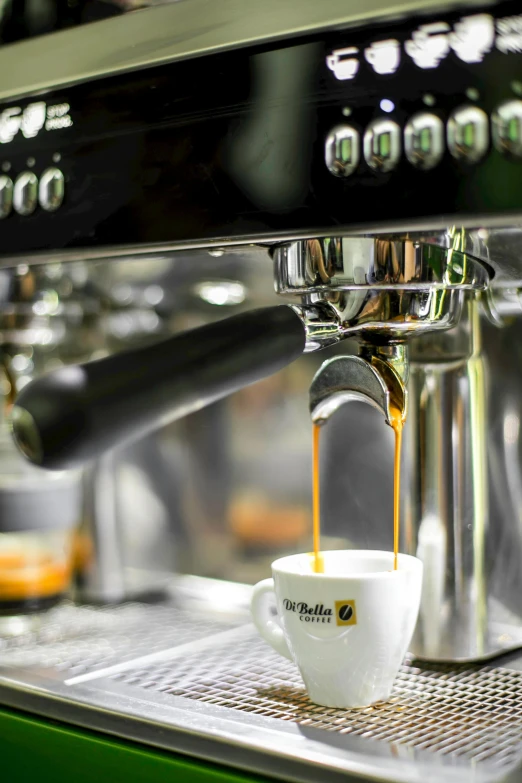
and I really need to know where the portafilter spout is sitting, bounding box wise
[310,342,408,428]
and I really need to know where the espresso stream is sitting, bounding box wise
[312,423,324,574]
[312,405,404,573]
[389,403,404,572]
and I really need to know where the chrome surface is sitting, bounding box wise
[363,118,402,173]
[310,355,400,424]
[404,112,445,170]
[417,226,522,284]
[289,302,344,352]
[12,171,37,217]
[38,168,65,213]
[0,226,520,277]
[0,0,488,100]
[309,344,408,426]
[0,175,13,219]
[403,298,496,659]
[1,580,522,783]
[484,286,522,326]
[447,105,490,164]
[79,452,126,603]
[492,100,522,159]
[324,125,360,178]
[274,237,489,293]
[275,238,487,344]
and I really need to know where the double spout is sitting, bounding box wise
[309,343,408,429]
[10,237,487,470]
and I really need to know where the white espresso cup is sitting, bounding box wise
[251,550,423,708]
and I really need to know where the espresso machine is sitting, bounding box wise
[3,0,522,781]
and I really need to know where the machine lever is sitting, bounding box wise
[11,305,306,470]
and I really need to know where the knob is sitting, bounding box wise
[13,171,38,216]
[0,175,13,219]
[492,100,522,159]
[404,113,445,170]
[364,118,401,173]
[39,167,64,212]
[325,125,360,177]
[447,105,489,164]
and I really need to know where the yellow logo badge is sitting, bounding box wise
[335,600,357,626]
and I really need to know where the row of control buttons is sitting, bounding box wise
[0,168,64,218]
[326,100,522,176]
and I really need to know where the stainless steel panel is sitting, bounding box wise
[0,0,487,100]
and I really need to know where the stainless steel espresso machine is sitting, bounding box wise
[3,1,522,781]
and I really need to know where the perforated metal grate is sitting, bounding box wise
[112,632,522,770]
[0,602,238,676]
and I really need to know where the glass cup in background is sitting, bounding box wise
[0,529,73,619]
[0,429,81,636]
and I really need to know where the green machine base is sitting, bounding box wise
[1,706,274,783]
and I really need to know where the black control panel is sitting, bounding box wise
[1,1,522,255]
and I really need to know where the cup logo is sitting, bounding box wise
[282,598,357,625]
[283,599,333,623]
[449,14,494,63]
[364,39,400,75]
[335,600,357,626]
[405,22,451,69]
[326,47,360,81]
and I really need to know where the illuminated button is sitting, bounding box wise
[0,175,13,218]
[13,171,38,216]
[404,113,444,170]
[447,105,489,163]
[492,100,522,158]
[325,125,360,177]
[39,167,64,211]
[363,118,401,173]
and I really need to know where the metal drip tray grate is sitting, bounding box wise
[2,582,522,783]
[112,632,522,771]
[0,601,239,677]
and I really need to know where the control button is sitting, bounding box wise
[39,167,64,211]
[0,175,13,219]
[447,105,489,163]
[492,100,522,158]
[13,171,38,215]
[404,113,444,170]
[363,118,401,173]
[325,125,360,177]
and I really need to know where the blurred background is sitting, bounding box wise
[0,250,395,596]
[0,0,151,44]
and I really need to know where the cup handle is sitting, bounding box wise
[326,55,336,70]
[251,578,293,661]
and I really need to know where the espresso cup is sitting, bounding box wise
[251,550,423,708]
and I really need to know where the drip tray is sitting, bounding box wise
[1,577,522,783]
[111,635,522,769]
